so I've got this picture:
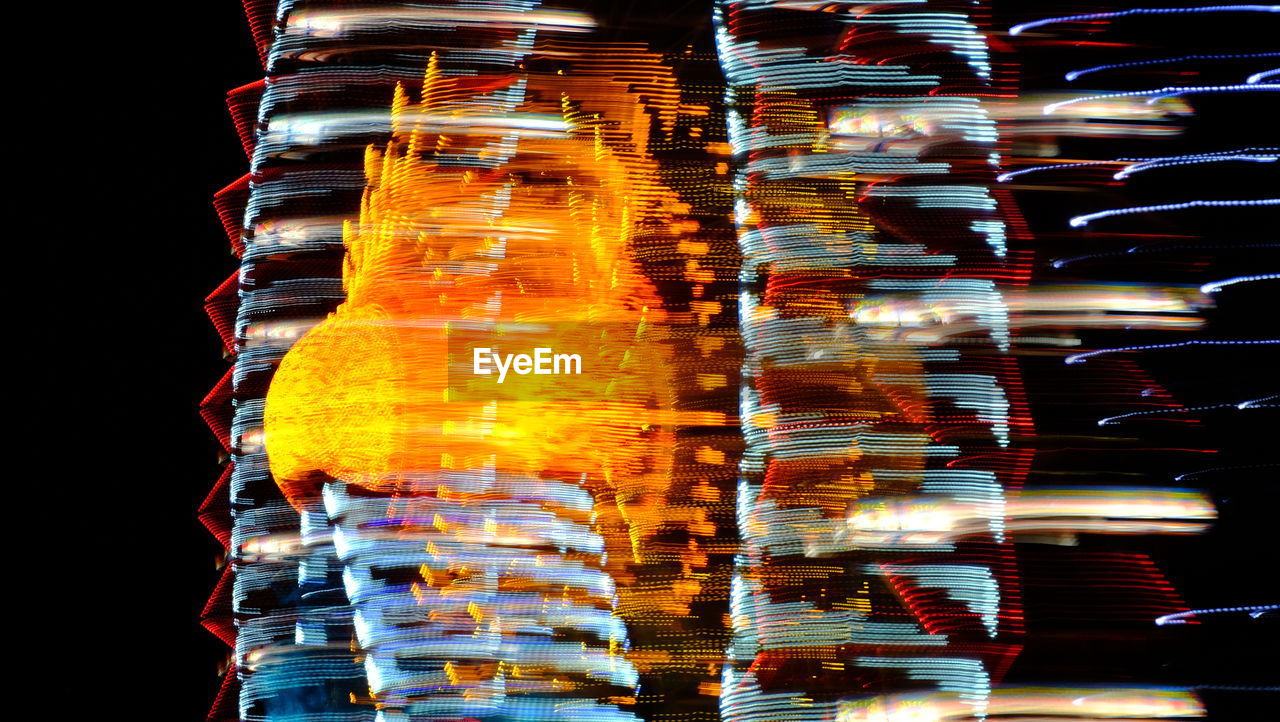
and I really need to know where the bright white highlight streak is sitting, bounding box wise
[1065,339,1280,364]
[1155,604,1280,625]
[1200,273,1280,293]
[1237,394,1279,409]
[1246,67,1280,83]
[1068,198,1280,228]
[1010,5,1280,36]
[287,7,598,34]
[1065,52,1280,81]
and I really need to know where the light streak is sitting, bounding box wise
[1068,199,1280,228]
[1065,52,1280,82]
[1145,83,1280,102]
[1246,67,1280,83]
[1098,402,1240,426]
[997,160,1122,183]
[1114,152,1278,179]
[1237,394,1279,409]
[1173,463,1280,481]
[1065,339,1280,364]
[998,148,1278,183]
[1200,273,1280,293]
[1010,5,1280,37]
[1051,242,1280,269]
[1155,604,1280,625]
[1044,84,1280,114]
[838,686,1206,720]
[828,488,1215,546]
[286,7,598,34]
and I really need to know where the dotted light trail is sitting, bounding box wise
[1173,463,1280,481]
[1068,198,1280,228]
[1200,273,1280,293]
[1098,402,1239,426]
[1010,5,1280,37]
[1155,604,1280,626]
[999,149,1278,183]
[1097,396,1276,426]
[1065,52,1280,82]
[996,160,1122,183]
[1146,82,1280,103]
[1114,152,1278,179]
[1051,242,1280,269]
[1065,339,1280,364]
[1237,394,1279,409]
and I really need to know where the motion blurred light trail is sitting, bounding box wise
[1066,51,1280,81]
[1009,5,1280,36]
[1155,604,1280,625]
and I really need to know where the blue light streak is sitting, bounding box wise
[1097,403,1237,425]
[1065,339,1280,364]
[1114,152,1278,179]
[1050,242,1280,270]
[999,148,1278,183]
[1200,273,1280,293]
[1155,604,1280,625]
[1011,5,1280,37]
[1068,198,1280,228]
[1246,67,1280,83]
[1065,52,1280,82]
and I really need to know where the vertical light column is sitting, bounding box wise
[260,8,694,722]
[713,2,1027,719]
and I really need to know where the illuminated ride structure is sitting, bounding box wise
[200,2,1275,721]
[714,2,1029,720]
[206,3,741,720]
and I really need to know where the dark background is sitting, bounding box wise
[56,1,1275,719]
[57,1,261,715]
